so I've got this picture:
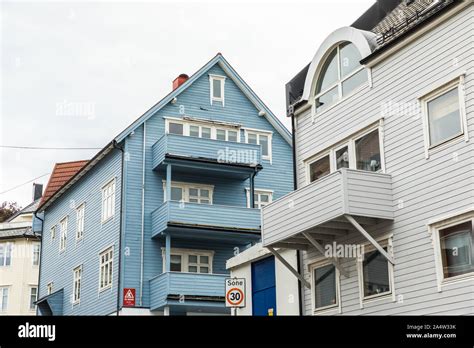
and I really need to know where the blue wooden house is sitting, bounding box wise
[35,54,293,315]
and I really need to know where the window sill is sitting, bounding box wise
[101,215,115,225]
[427,133,466,158]
[99,285,113,293]
[72,301,80,306]
[313,304,339,315]
[439,272,474,291]
[362,291,392,304]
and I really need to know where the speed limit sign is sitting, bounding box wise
[225,278,246,308]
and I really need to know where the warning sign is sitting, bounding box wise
[123,288,136,307]
[225,278,246,308]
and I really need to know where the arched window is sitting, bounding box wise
[314,42,368,113]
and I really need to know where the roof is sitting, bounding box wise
[37,160,89,211]
[0,225,37,240]
[38,54,292,213]
[6,199,41,222]
[285,0,460,115]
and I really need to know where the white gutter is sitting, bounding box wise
[139,122,146,306]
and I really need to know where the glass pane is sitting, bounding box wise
[340,42,362,77]
[363,249,390,297]
[201,199,210,204]
[335,146,349,169]
[247,133,257,145]
[342,69,367,96]
[439,221,474,278]
[189,198,198,203]
[170,255,182,272]
[200,267,209,274]
[228,130,238,142]
[200,189,209,197]
[170,187,183,201]
[315,86,339,113]
[189,188,198,196]
[169,122,183,135]
[316,47,338,93]
[260,194,269,203]
[190,125,199,137]
[188,266,198,273]
[216,129,226,141]
[355,130,381,172]
[201,127,211,139]
[309,156,330,183]
[314,264,336,308]
[260,135,269,156]
[189,255,198,263]
[200,256,209,264]
[428,87,461,146]
[213,79,221,98]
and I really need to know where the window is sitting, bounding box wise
[0,242,12,266]
[216,128,238,142]
[76,203,85,240]
[438,220,474,279]
[163,181,214,205]
[59,217,68,252]
[0,287,8,312]
[99,247,113,290]
[50,226,56,242]
[73,266,82,304]
[246,189,273,209]
[245,130,272,161]
[305,126,383,184]
[101,179,116,222]
[162,248,213,274]
[308,155,330,183]
[361,248,391,298]
[314,42,368,114]
[210,74,225,105]
[47,282,53,295]
[189,124,211,139]
[312,264,338,311]
[355,129,381,172]
[168,122,184,135]
[165,119,241,142]
[422,78,466,149]
[29,287,37,310]
[32,243,40,266]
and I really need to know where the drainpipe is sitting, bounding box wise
[290,109,304,316]
[139,122,146,307]
[33,211,44,316]
[112,140,125,316]
[250,170,257,209]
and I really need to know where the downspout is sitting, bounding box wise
[112,140,125,315]
[34,211,44,315]
[139,122,146,307]
[290,109,303,317]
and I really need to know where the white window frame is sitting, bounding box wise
[357,237,395,307]
[429,210,474,291]
[161,248,214,274]
[0,286,8,312]
[243,128,273,162]
[245,188,274,209]
[72,265,82,305]
[76,203,85,241]
[165,118,241,143]
[310,260,341,314]
[305,124,384,185]
[420,76,468,158]
[209,74,226,106]
[162,181,214,204]
[47,282,53,295]
[0,242,13,267]
[59,216,68,253]
[32,243,40,266]
[29,286,38,311]
[101,178,116,223]
[50,225,56,242]
[99,246,114,291]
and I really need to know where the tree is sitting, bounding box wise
[0,201,22,222]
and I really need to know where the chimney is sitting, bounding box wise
[172,74,189,90]
[32,183,43,201]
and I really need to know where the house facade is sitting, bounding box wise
[0,184,43,315]
[262,0,474,315]
[36,54,293,315]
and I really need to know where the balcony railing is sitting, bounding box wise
[149,272,227,310]
[151,201,261,238]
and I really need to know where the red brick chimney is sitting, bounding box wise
[172,74,189,90]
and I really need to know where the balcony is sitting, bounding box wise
[152,134,262,178]
[151,201,261,240]
[262,168,394,249]
[149,272,227,311]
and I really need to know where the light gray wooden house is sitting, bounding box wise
[262,0,474,315]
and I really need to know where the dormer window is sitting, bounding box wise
[314,42,367,114]
[209,74,226,106]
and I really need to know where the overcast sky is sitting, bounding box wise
[1,0,374,207]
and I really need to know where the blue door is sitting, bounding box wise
[251,256,277,316]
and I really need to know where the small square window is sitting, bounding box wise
[210,75,225,105]
[335,146,349,169]
[190,125,199,137]
[228,130,238,142]
[169,122,184,135]
[439,221,474,279]
[355,129,381,172]
[247,133,257,145]
[201,127,211,139]
[216,129,226,141]
[309,155,330,183]
[170,255,182,272]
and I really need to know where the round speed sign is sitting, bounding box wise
[226,288,244,306]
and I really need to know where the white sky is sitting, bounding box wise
[0,0,374,207]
